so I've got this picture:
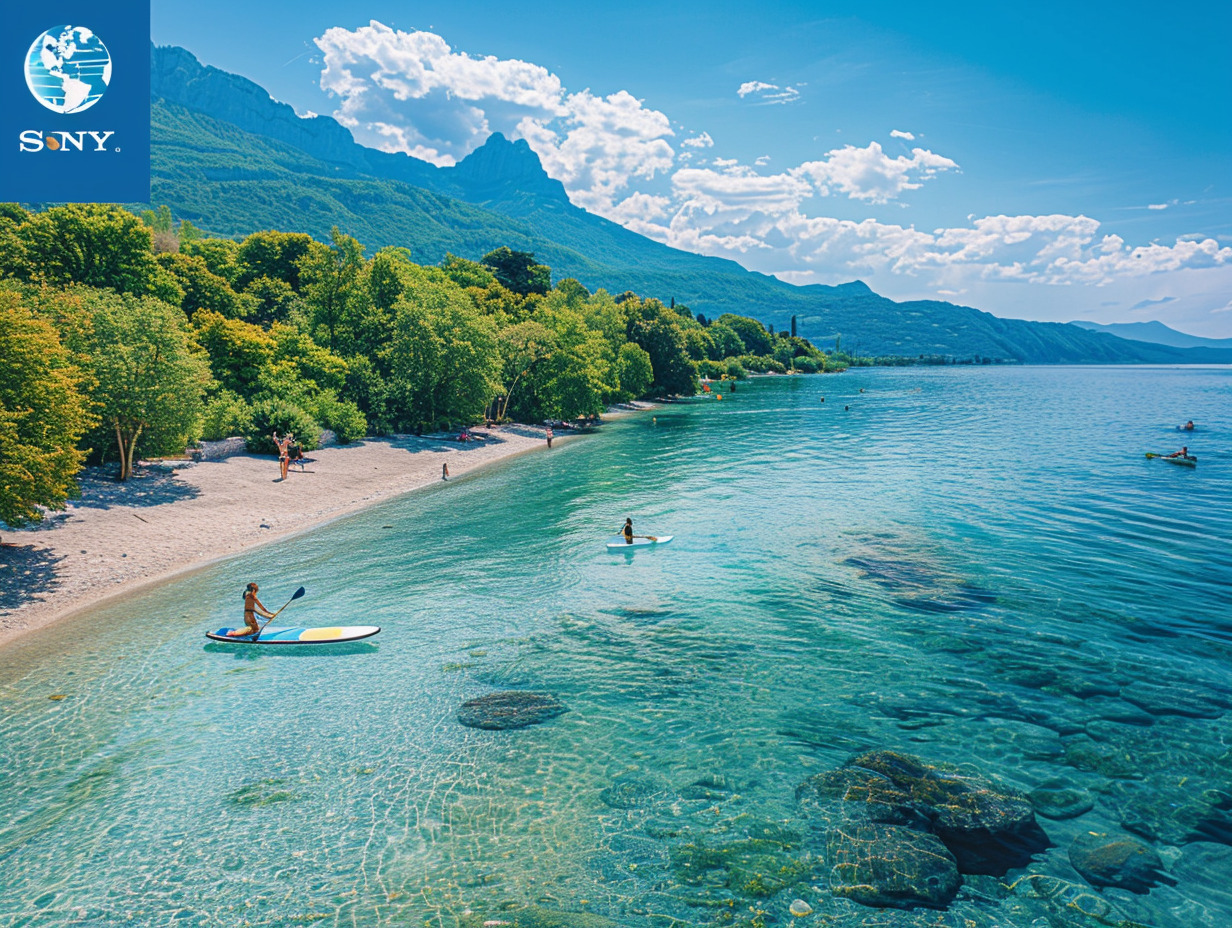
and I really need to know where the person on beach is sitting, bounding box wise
[546,426,553,448]
[227,582,275,637]
[622,518,634,544]
[289,440,304,472]
[442,462,449,481]
[272,431,293,481]
[1165,446,1193,460]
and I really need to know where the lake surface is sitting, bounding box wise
[2,366,1230,928]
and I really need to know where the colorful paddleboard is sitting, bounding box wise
[606,535,673,551]
[205,625,380,644]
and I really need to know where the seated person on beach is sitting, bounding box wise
[622,518,634,544]
[227,582,275,637]
[1165,446,1192,459]
[289,441,304,470]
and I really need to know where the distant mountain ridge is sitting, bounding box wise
[148,45,1232,365]
[1070,320,1232,350]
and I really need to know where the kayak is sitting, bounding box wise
[205,625,381,644]
[606,535,673,551]
[1146,453,1196,468]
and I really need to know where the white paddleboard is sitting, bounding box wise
[606,535,673,551]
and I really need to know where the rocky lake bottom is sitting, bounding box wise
[1,366,1229,927]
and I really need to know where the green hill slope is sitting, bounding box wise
[148,47,1229,364]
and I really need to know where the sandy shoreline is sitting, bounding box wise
[0,415,638,649]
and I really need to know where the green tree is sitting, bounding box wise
[481,247,551,296]
[616,342,654,399]
[236,230,315,291]
[243,276,300,327]
[707,321,746,359]
[156,253,249,319]
[17,205,165,296]
[86,294,212,480]
[441,253,497,290]
[387,270,500,430]
[631,316,697,397]
[299,228,369,353]
[0,288,93,529]
[181,238,242,285]
[718,314,773,356]
[496,320,556,420]
[192,311,275,398]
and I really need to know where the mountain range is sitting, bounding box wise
[1070,320,1232,351]
[147,45,1232,365]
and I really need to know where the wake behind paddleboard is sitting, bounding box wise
[606,535,673,551]
[206,625,380,644]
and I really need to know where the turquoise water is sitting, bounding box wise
[1,366,1230,928]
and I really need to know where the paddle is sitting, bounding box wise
[250,586,306,641]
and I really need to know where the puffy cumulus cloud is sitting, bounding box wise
[793,142,959,204]
[633,182,1232,290]
[314,21,673,210]
[518,90,675,214]
[890,129,916,140]
[736,81,800,104]
[681,132,714,149]
[315,21,564,164]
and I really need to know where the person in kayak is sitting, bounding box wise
[622,518,635,544]
[1165,446,1193,460]
[227,582,276,637]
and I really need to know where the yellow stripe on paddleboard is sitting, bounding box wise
[299,627,346,641]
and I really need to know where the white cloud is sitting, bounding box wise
[681,132,714,149]
[736,81,800,104]
[312,22,1230,325]
[793,142,959,203]
[737,81,778,98]
[315,20,673,210]
[1148,203,1169,210]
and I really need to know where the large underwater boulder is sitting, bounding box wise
[456,691,569,730]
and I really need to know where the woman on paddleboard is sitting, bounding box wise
[227,582,276,637]
[622,518,634,544]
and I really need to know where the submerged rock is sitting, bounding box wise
[599,771,674,810]
[1007,874,1136,927]
[1028,779,1094,820]
[456,691,569,730]
[847,750,1050,875]
[788,899,813,917]
[795,767,920,826]
[1069,832,1173,893]
[458,905,615,928]
[670,835,811,898]
[1102,776,1232,846]
[826,821,961,909]
[1118,682,1229,719]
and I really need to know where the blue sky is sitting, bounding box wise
[151,1,1232,335]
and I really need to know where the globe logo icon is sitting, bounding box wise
[25,26,112,115]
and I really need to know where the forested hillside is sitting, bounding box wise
[145,45,1231,365]
[0,203,832,526]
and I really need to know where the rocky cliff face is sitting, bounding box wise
[443,133,570,204]
[150,46,566,207]
[151,45,364,169]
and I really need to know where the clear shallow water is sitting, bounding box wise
[1,366,1230,928]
